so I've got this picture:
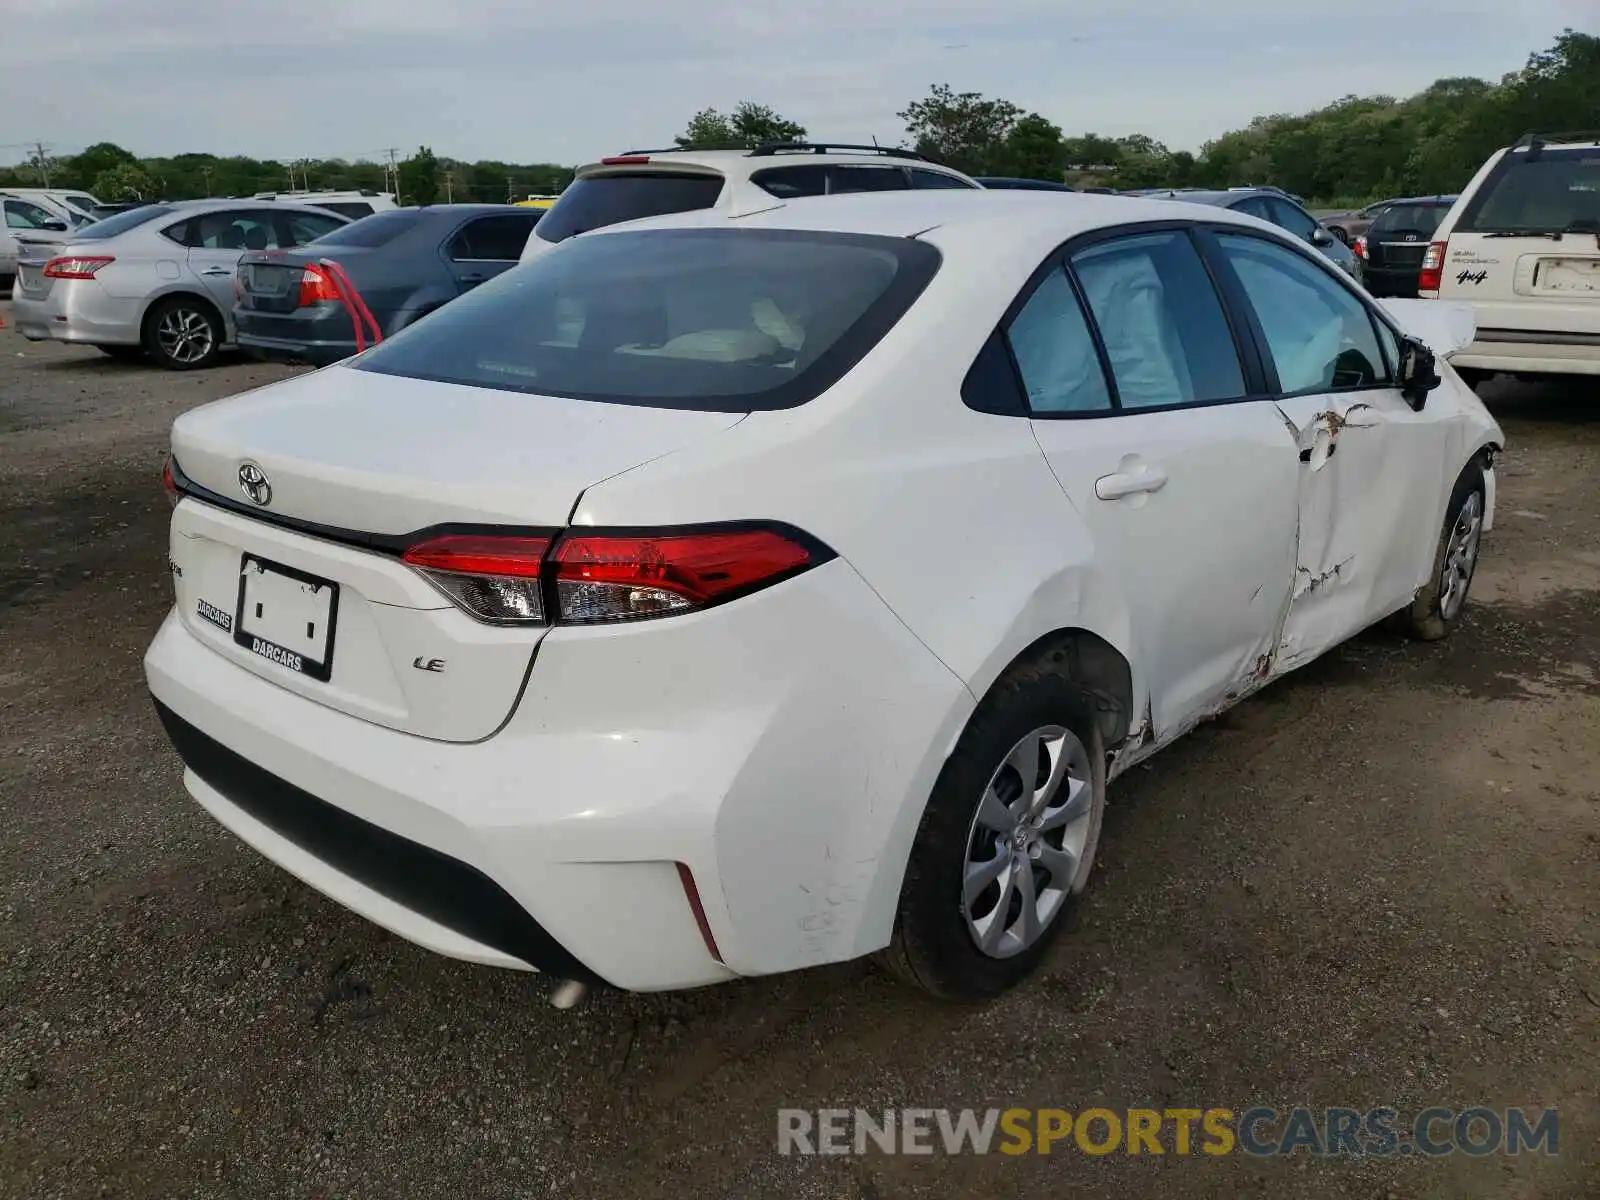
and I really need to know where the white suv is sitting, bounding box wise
[1422,133,1600,387]
[519,142,981,263]
[250,190,399,220]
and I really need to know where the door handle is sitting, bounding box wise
[200,267,232,277]
[1095,465,1169,501]
[458,273,486,284]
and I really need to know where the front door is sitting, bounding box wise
[1207,229,1450,669]
[1018,228,1302,739]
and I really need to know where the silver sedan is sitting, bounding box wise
[9,199,349,369]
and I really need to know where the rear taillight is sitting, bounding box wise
[42,256,114,279]
[1353,234,1367,260]
[600,155,651,165]
[1418,240,1447,293]
[398,526,823,626]
[161,457,179,506]
[297,263,342,306]
[401,535,551,624]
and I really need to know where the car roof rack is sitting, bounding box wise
[744,141,937,163]
[1512,130,1600,160]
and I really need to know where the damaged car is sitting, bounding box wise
[145,191,1502,1004]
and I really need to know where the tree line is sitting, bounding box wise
[3,30,1593,208]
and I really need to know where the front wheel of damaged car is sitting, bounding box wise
[881,664,1106,1001]
[1398,460,1487,642]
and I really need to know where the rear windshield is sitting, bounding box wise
[352,228,941,412]
[312,209,421,247]
[1370,203,1451,237]
[534,172,725,243]
[1458,147,1600,233]
[69,204,175,240]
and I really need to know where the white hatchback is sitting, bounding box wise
[146,192,1503,1001]
[1421,132,1600,386]
[518,142,980,264]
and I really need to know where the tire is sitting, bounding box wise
[1399,461,1486,642]
[1328,226,1349,245]
[94,344,144,361]
[142,296,223,371]
[880,659,1107,1001]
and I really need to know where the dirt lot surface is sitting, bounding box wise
[1,304,1596,1199]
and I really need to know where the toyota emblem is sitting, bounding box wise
[238,462,272,506]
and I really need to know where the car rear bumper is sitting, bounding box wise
[10,282,143,345]
[1453,329,1600,376]
[235,308,361,365]
[236,332,356,366]
[144,555,972,991]
[1362,266,1421,297]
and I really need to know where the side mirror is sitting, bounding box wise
[41,218,69,232]
[1310,228,1334,247]
[1398,337,1442,410]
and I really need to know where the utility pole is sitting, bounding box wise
[384,148,400,197]
[444,170,455,203]
[200,166,213,197]
[29,141,53,186]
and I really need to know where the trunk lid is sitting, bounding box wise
[236,249,321,314]
[168,366,744,740]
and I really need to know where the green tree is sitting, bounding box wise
[898,84,1022,174]
[92,162,158,201]
[62,142,139,192]
[676,107,740,150]
[676,103,807,150]
[995,113,1066,181]
[399,146,439,206]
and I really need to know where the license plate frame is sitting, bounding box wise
[233,554,340,682]
[1538,257,1600,294]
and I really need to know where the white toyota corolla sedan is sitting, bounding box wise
[145,190,1503,1001]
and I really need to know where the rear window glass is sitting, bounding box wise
[312,209,422,247]
[534,173,724,244]
[1370,203,1450,236]
[69,204,175,240]
[351,228,941,412]
[1458,147,1600,233]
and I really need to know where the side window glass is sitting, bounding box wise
[827,165,908,193]
[192,210,281,251]
[451,214,536,261]
[1217,232,1387,393]
[1270,198,1319,240]
[4,200,55,229]
[909,168,977,190]
[1232,196,1272,221]
[1069,230,1245,409]
[1372,313,1401,376]
[751,166,828,198]
[1003,266,1112,413]
[282,212,344,246]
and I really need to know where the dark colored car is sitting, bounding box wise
[1356,195,1458,298]
[1156,187,1361,281]
[974,177,1076,191]
[233,204,541,365]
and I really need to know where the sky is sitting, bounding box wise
[2,0,1593,167]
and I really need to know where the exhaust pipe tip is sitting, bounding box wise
[549,979,588,1010]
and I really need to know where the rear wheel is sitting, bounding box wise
[1327,225,1349,245]
[143,296,222,370]
[1399,462,1486,642]
[881,661,1106,1001]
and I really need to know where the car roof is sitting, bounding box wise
[161,197,351,215]
[1376,194,1460,205]
[573,144,973,183]
[581,188,1275,259]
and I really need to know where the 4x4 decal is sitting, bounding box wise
[1456,269,1489,286]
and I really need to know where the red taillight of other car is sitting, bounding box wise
[1418,240,1448,294]
[297,263,343,307]
[161,457,180,507]
[42,256,114,279]
[1353,235,1368,260]
[400,527,823,626]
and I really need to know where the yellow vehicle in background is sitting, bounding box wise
[515,195,561,210]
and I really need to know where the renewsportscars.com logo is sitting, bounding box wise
[777,1106,1559,1158]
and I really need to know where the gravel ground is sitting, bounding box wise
[1,306,1596,1199]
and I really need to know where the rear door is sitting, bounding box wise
[444,213,538,292]
[184,208,285,312]
[1207,228,1450,666]
[1022,226,1303,736]
[1435,145,1600,341]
